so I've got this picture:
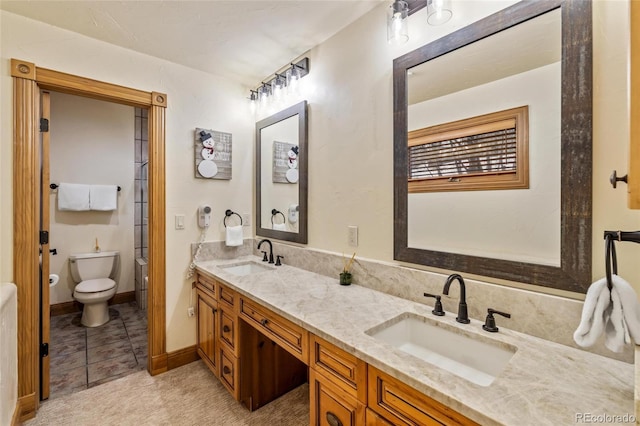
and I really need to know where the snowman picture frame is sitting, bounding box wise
[272,141,299,184]
[194,127,232,180]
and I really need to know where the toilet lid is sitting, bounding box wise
[76,278,115,293]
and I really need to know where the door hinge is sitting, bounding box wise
[39,230,49,245]
[40,342,49,358]
[40,118,49,132]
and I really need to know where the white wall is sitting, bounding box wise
[407,63,561,265]
[0,11,254,351]
[48,92,135,305]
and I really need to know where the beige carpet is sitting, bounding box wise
[26,361,309,425]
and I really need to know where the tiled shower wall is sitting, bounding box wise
[134,108,148,310]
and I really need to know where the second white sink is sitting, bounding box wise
[366,313,516,386]
[219,261,274,276]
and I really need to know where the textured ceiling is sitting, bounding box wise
[0,0,383,86]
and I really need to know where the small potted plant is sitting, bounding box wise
[340,252,356,286]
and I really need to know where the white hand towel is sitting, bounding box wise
[57,183,90,211]
[225,225,243,247]
[605,275,640,352]
[573,277,611,348]
[90,185,118,211]
[273,223,286,231]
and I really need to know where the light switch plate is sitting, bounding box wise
[175,214,185,230]
[242,213,251,227]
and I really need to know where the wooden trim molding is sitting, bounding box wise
[148,103,167,375]
[167,345,200,370]
[13,74,40,417]
[16,393,37,423]
[12,58,167,413]
[11,59,36,80]
[630,0,640,209]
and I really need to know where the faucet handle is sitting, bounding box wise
[261,251,268,262]
[482,308,511,333]
[423,293,445,316]
[275,255,284,266]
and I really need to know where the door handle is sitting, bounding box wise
[326,412,343,426]
[49,248,57,255]
[223,325,231,333]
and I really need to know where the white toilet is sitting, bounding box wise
[69,251,120,327]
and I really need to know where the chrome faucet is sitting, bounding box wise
[443,274,470,324]
[257,239,274,264]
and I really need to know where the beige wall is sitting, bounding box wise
[48,92,135,305]
[1,0,638,355]
[0,11,254,351]
[286,0,639,295]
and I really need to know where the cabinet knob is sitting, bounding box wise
[223,325,231,333]
[610,170,628,188]
[326,412,343,426]
[260,319,268,326]
[223,366,231,375]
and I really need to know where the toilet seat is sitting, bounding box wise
[75,278,115,293]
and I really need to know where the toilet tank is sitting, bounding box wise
[68,251,120,283]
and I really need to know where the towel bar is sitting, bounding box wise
[50,183,121,191]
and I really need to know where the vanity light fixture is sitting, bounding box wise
[426,0,453,26]
[388,0,409,45]
[248,57,309,104]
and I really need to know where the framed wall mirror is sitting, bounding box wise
[256,100,308,243]
[393,0,592,293]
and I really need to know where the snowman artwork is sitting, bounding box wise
[286,145,299,183]
[198,130,218,178]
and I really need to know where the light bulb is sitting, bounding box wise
[387,1,409,45]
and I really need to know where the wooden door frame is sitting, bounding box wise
[11,59,168,421]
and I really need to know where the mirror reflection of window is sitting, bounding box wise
[406,9,561,266]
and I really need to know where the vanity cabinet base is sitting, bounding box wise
[239,320,307,411]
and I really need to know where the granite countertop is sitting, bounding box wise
[196,256,635,426]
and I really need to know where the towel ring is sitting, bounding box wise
[604,234,618,292]
[224,209,242,227]
[271,209,285,225]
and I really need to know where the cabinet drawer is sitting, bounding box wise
[218,283,236,310]
[310,368,365,426]
[368,366,478,426]
[220,348,240,400]
[240,297,308,364]
[196,272,217,297]
[365,408,393,426]
[310,334,367,403]
[219,307,238,355]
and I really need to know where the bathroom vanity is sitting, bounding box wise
[195,257,634,425]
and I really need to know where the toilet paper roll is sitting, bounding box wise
[49,274,60,287]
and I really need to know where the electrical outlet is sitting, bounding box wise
[348,225,358,247]
[187,307,195,317]
[242,213,251,227]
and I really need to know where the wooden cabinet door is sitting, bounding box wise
[196,289,218,376]
[310,368,364,426]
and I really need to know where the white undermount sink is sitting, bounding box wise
[219,261,274,276]
[366,313,516,386]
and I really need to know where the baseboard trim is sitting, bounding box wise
[167,345,199,370]
[150,353,168,376]
[16,393,36,423]
[50,291,136,316]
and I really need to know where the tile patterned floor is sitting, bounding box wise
[48,302,148,400]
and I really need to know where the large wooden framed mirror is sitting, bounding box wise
[256,101,308,243]
[393,0,592,293]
